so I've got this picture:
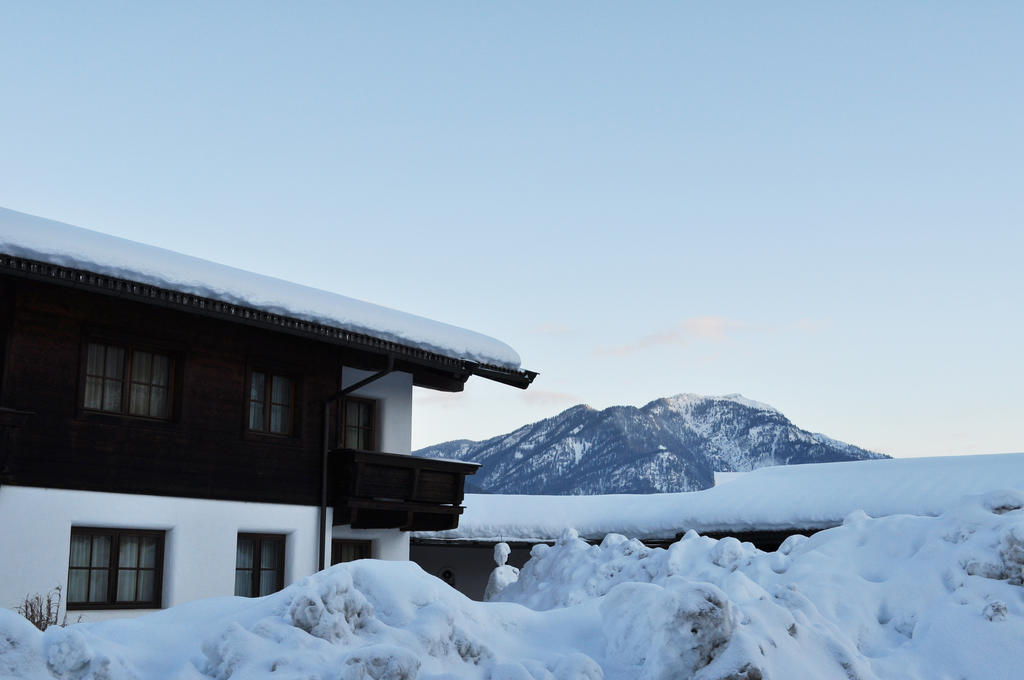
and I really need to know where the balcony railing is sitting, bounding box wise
[328,449,479,531]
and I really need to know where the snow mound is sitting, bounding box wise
[0,561,608,680]
[2,492,1023,679]
[492,490,1024,679]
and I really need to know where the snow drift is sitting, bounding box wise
[2,491,1023,679]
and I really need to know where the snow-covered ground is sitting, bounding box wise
[3,489,1023,679]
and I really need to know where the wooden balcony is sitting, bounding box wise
[328,449,479,531]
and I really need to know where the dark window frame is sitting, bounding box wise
[234,533,286,597]
[246,369,298,437]
[331,539,372,565]
[66,527,165,610]
[79,339,176,421]
[340,397,376,451]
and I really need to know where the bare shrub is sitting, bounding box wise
[16,585,71,631]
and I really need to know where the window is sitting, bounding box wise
[331,539,371,565]
[248,372,294,435]
[83,342,172,419]
[67,528,164,609]
[341,398,375,450]
[235,533,285,597]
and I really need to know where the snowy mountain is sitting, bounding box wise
[414,394,887,494]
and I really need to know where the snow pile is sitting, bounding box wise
[421,453,1024,541]
[493,491,1024,679]
[2,491,1022,679]
[0,561,602,680]
[0,207,521,368]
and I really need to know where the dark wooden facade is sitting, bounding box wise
[0,268,479,521]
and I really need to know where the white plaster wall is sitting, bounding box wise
[341,368,413,455]
[331,526,410,562]
[0,486,331,622]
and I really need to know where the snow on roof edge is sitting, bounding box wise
[0,207,524,370]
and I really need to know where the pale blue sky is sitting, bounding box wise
[1,3,1021,456]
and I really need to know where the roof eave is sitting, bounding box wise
[0,254,537,391]
[471,365,538,390]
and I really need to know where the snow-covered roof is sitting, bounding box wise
[0,207,531,379]
[417,452,1024,542]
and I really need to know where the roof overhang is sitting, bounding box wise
[0,254,538,392]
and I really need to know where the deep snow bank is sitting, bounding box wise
[2,491,1023,679]
[493,490,1024,679]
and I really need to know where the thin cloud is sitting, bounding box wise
[596,315,828,357]
[596,316,751,356]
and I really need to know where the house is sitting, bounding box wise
[0,207,535,621]
[411,453,1024,599]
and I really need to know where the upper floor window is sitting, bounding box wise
[67,527,164,609]
[341,398,375,450]
[83,342,172,419]
[248,371,294,435]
